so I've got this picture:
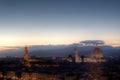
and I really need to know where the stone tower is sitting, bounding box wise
[24,46,29,62]
[74,48,78,62]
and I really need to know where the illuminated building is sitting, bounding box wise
[21,72,30,80]
[74,48,82,63]
[90,44,105,62]
[6,71,16,79]
[73,44,105,63]
[24,47,29,62]
[66,54,73,62]
[91,44,103,58]
[23,47,42,63]
[0,72,3,78]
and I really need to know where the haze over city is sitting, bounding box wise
[0,0,120,47]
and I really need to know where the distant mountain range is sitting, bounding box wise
[0,40,120,57]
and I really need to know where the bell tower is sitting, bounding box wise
[24,46,29,62]
[74,48,78,62]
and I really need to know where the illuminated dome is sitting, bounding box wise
[91,44,103,58]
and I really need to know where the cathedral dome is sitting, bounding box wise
[91,44,103,58]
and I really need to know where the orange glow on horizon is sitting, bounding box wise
[0,36,120,47]
[0,40,120,47]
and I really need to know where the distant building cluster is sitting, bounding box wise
[72,44,106,63]
[0,72,60,80]
[23,44,106,65]
[0,44,120,80]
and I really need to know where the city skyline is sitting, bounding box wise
[0,0,120,46]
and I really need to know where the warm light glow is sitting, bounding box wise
[0,37,120,47]
[0,46,19,51]
[105,40,120,47]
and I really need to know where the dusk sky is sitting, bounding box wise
[0,0,120,46]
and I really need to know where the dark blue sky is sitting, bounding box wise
[0,0,120,46]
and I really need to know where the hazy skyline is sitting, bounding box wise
[0,0,120,46]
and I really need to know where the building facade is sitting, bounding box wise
[73,45,106,63]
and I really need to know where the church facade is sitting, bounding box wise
[73,45,106,63]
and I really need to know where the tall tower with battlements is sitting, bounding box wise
[24,47,29,62]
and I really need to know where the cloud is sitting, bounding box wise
[0,46,20,51]
[79,40,105,46]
